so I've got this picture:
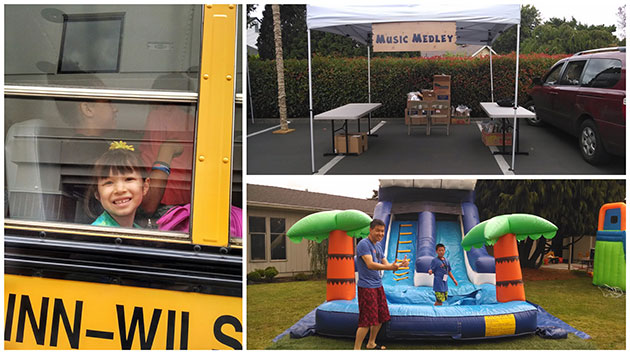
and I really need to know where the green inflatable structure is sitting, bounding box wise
[592,202,625,291]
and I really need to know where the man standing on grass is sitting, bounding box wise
[354,219,409,350]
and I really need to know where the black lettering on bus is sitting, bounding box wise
[166,310,175,349]
[16,295,49,345]
[180,311,189,350]
[5,293,16,341]
[116,305,162,349]
[214,315,242,350]
[50,298,83,349]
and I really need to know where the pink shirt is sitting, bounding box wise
[139,106,194,206]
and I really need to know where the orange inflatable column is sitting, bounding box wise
[494,233,526,302]
[326,229,356,301]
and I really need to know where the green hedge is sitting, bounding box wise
[248,53,569,118]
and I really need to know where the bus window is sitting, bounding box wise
[5,5,202,90]
[5,96,196,230]
[5,5,238,247]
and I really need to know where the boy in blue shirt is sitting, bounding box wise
[428,243,458,306]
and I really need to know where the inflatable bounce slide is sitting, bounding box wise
[294,180,554,339]
[593,202,626,291]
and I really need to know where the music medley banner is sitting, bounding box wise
[372,21,457,52]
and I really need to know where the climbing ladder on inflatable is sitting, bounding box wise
[384,221,417,287]
[393,223,413,281]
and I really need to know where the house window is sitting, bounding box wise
[248,216,287,262]
[270,218,286,260]
[249,216,266,261]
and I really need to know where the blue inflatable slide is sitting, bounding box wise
[275,181,590,342]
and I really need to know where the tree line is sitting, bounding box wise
[306,180,624,274]
[249,4,625,60]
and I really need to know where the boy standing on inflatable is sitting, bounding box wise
[428,243,458,306]
[354,219,409,350]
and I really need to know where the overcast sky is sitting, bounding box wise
[248,176,382,199]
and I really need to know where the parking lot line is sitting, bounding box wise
[247,121,292,138]
[476,122,514,175]
[316,120,387,175]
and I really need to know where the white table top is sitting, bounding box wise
[480,102,536,119]
[314,103,382,120]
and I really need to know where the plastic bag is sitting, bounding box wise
[535,326,568,339]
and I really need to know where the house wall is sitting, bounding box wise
[247,206,314,277]
[562,235,596,262]
[474,48,491,58]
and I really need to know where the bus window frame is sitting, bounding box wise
[58,12,126,74]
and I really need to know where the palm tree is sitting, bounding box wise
[287,210,372,301]
[271,5,294,134]
[462,214,557,303]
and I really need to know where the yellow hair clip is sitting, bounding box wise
[109,140,135,151]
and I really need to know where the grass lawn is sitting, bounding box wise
[247,270,625,350]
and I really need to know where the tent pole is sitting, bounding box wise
[368,45,371,104]
[308,29,315,174]
[489,46,494,102]
[511,23,521,171]
[247,61,255,124]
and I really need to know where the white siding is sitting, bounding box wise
[247,207,314,277]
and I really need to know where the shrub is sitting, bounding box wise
[294,272,310,281]
[264,266,279,282]
[249,53,569,118]
[247,270,263,282]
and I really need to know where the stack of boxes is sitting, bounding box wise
[334,132,368,154]
[431,75,451,129]
[405,100,429,126]
[404,75,452,135]
[451,106,471,124]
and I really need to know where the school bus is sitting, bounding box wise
[4,4,242,349]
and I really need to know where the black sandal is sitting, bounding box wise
[367,343,386,350]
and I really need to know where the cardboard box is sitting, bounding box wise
[433,75,451,95]
[452,107,470,124]
[408,116,428,125]
[335,132,368,154]
[405,108,428,125]
[481,131,512,146]
[451,117,470,124]
[436,94,450,101]
[431,116,450,125]
[421,89,436,101]
[407,100,428,110]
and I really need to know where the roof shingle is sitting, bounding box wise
[247,184,377,215]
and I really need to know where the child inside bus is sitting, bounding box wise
[138,73,193,221]
[88,141,150,228]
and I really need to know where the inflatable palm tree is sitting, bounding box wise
[287,210,372,301]
[462,214,557,303]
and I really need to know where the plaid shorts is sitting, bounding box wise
[357,286,390,327]
[435,291,448,303]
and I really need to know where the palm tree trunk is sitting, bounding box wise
[494,233,526,302]
[271,5,288,131]
[326,230,355,301]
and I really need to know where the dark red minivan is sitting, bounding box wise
[526,47,625,164]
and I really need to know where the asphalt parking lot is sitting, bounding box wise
[247,118,625,175]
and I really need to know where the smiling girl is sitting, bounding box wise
[88,141,150,228]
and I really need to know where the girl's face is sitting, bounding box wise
[95,169,149,228]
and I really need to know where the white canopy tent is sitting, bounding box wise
[306,4,523,173]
